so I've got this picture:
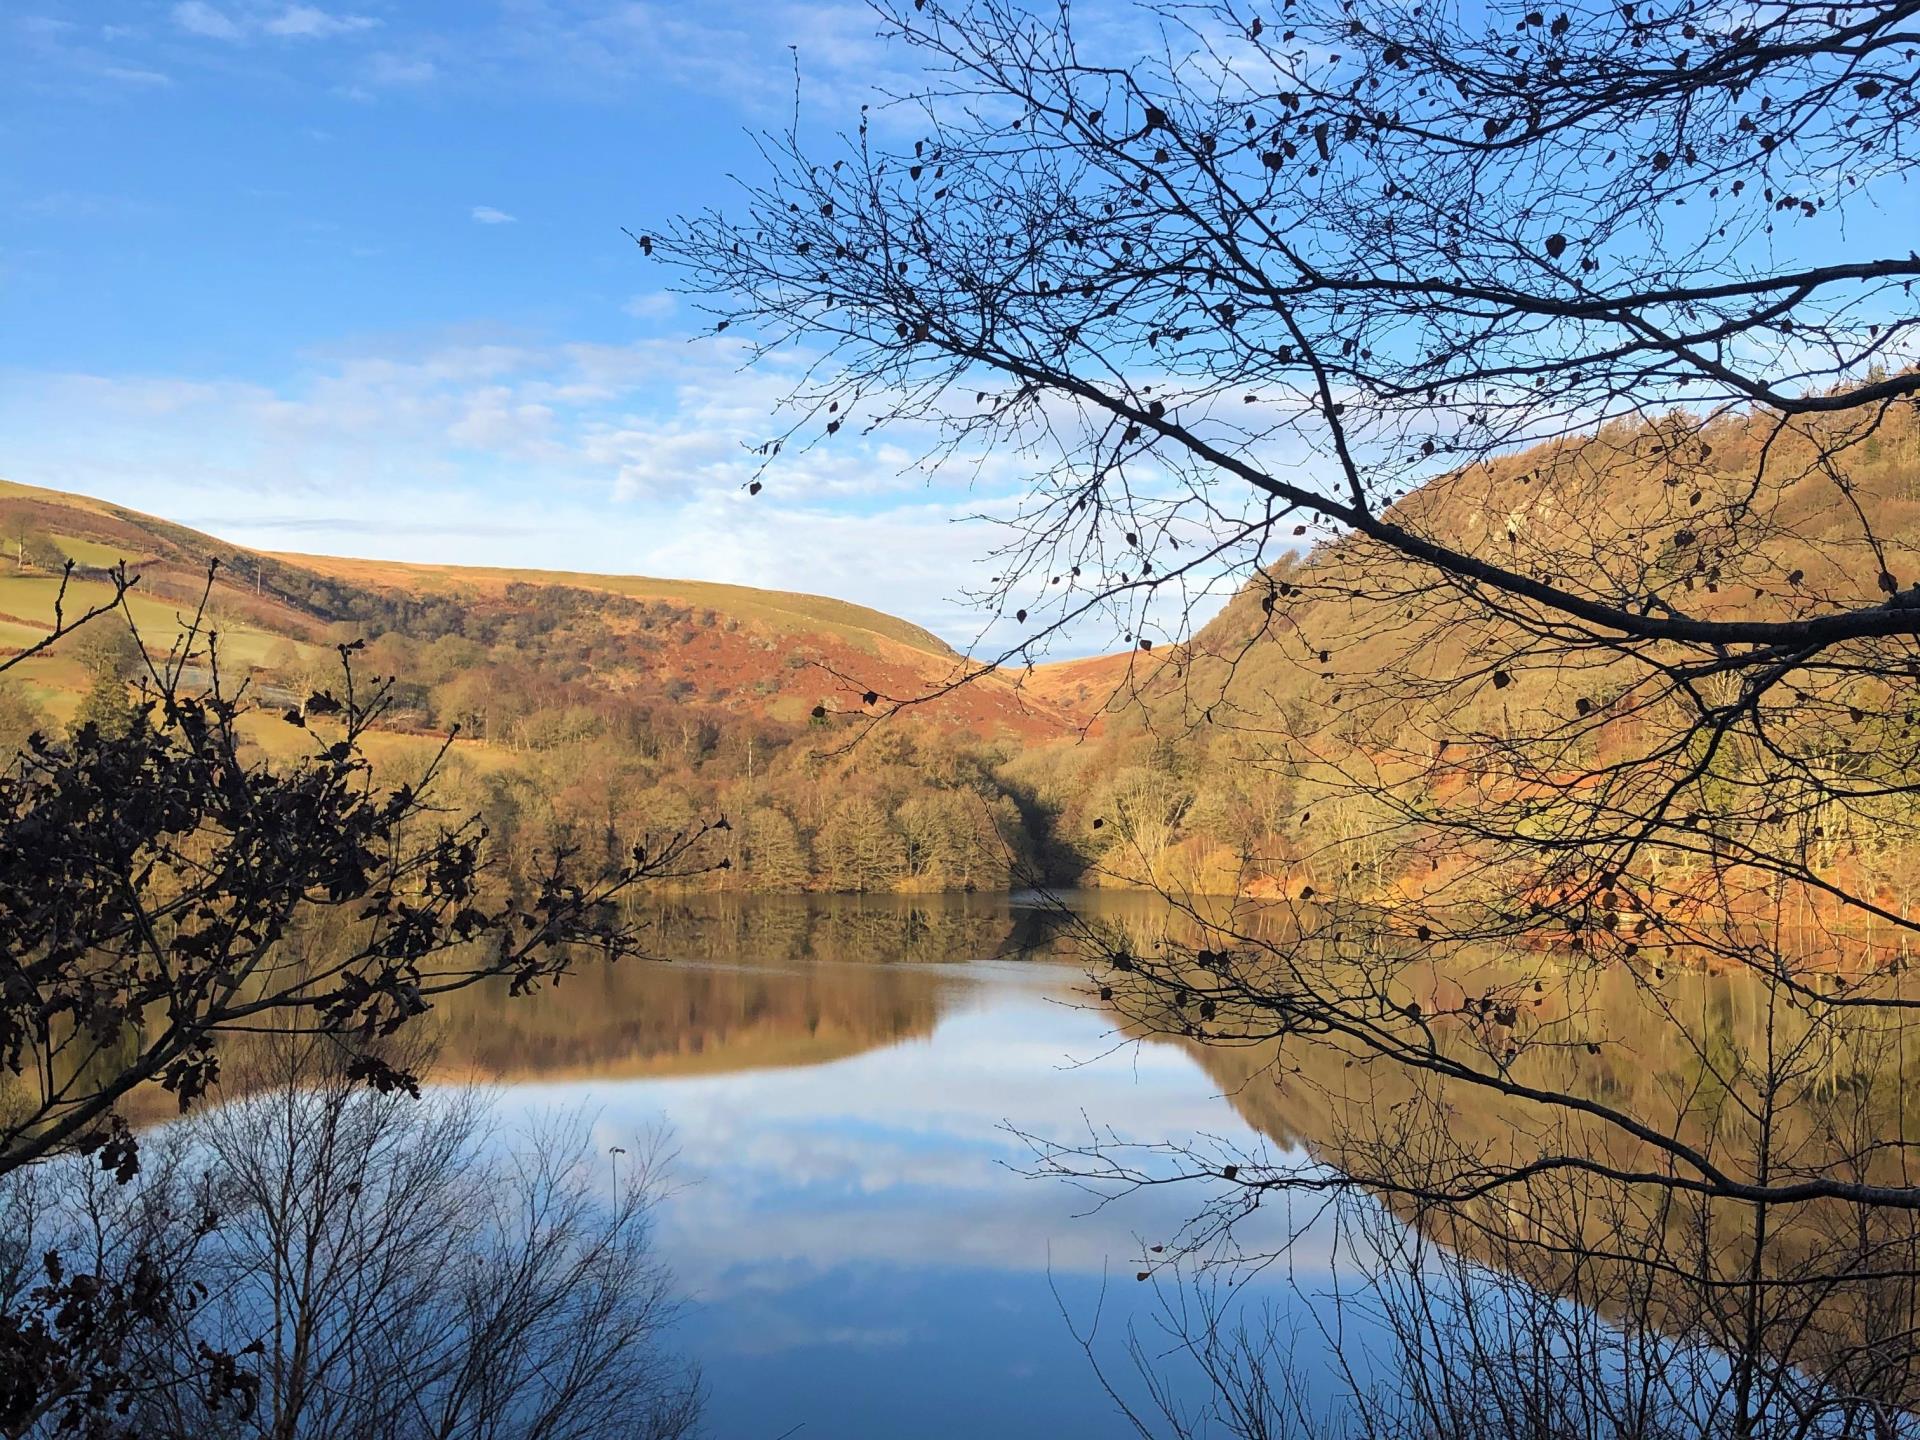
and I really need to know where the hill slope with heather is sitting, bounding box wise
[0,478,1081,741]
[0,478,1101,894]
[11,396,1914,900]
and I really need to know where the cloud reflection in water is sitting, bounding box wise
[493,959,1351,1439]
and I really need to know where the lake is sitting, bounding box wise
[425,891,1920,1439]
[432,892,1378,1438]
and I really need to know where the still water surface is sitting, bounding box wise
[434,893,1364,1438]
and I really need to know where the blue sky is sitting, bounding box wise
[1,1,1077,649]
[15,5,1897,656]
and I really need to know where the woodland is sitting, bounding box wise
[4,0,1920,1431]
[9,380,1920,914]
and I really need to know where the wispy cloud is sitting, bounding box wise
[171,1,242,41]
[363,51,435,86]
[94,64,174,86]
[170,2,376,43]
[0,336,998,641]
[9,12,175,92]
[0,324,1250,653]
[19,191,162,220]
[22,0,908,115]
[340,0,910,116]
[622,291,676,321]
[470,205,516,226]
[263,5,377,39]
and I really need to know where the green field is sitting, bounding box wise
[0,569,322,675]
[51,533,147,568]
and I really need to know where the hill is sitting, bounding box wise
[0,477,1088,744]
[268,550,956,658]
[1013,648,1159,717]
[999,398,1920,896]
[18,395,1904,901]
[0,476,1121,896]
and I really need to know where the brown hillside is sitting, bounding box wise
[0,478,1096,743]
[999,398,1920,896]
[1019,648,1158,718]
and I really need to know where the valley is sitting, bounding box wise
[7,390,1918,914]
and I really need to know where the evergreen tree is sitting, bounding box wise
[68,622,142,741]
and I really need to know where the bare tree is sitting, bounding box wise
[0,563,719,1181]
[657,0,1920,1423]
[656,0,1920,948]
[0,566,719,1434]
[3,1036,699,1440]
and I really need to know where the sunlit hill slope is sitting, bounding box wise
[10,395,1915,900]
[0,477,1087,744]
[998,398,1920,900]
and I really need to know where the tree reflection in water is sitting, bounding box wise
[1038,896,1920,1439]
[414,892,1920,1438]
[80,894,1915,1436]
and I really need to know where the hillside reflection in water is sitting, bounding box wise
[433,893,1354,1439]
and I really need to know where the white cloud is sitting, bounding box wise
[171,1,241,41]
[263,5,376,39]
[7,13,175,94]
[26,0,924,113]
[21,191,162,220]
[97,64,175,86]
[366,0,916,119]
[364,51,435,85]
[444,386,556,450]
[172,2,374,42]
[0,329,1244,654]
[622,291,676,321]
[0,339,978,644]
[469,205,516,226]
